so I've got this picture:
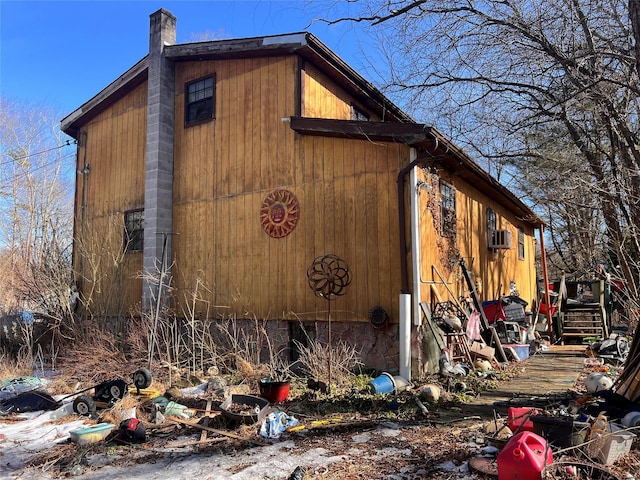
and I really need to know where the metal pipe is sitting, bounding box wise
[538,224,554,343]
[399,293,411,380]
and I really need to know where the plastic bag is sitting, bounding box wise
[259,410,298,438]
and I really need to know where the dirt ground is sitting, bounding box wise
[3,346,640,479]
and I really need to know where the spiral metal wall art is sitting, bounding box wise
[306,254,351,299]
[306,254,351,394]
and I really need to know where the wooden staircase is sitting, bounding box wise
[559,303,608,344]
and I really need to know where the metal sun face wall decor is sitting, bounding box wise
[260,189,300,238]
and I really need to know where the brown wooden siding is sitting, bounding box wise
[301,62,380,121]
[417,167,538,311]
[171,52,409,322]
[73,50,538,329]
[73,83,147,311]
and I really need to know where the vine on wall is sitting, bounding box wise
[420,167,460,274]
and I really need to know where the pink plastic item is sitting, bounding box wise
[497,431,553,480]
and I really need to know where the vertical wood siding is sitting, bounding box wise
[73,83,147,311]
[74,50,538,329]
[301,63,380,121]
[172,54,407,323]
[416,167,537,311]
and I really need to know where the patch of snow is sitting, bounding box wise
[0,410,348,480]
[436,459,470,474]
[351,432,371,443]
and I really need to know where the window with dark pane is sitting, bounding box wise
[518,226,525,260]
[440,181,457,237]
[185,76,215,126]
[124,209,144,252]
[487,208,496,232]
[351,105,369,121]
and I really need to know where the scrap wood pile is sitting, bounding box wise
[613,328,640,403]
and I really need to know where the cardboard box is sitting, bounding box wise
[470,342,495,360]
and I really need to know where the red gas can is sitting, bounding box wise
[507,407,539,433]
[497,431,553,480]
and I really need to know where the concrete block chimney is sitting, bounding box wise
[143,9,176,310]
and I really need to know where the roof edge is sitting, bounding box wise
[61,56,148,138]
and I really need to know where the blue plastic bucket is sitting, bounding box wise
[369,372,396,394]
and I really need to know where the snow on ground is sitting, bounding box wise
[0,383,485,479]
[1,403,347,479]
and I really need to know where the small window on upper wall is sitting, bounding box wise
[351,104,369,121]
[487,208,497,232]
[185,76,215,126]
[440,181,457,237]
[124,209,144,252]
[518,226,525,260]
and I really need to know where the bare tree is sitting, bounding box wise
[0,98,76,330]
[320,0,639,299]
[632,0,640,72]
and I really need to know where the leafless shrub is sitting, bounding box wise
[294,338,363,389]
[58,326,130,385]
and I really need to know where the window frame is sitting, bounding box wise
[518,226,525,260]
[124,209,144,253]
[440,181,457,237]
[185,75,215,127]
[351,104,370,121]
[487,208,497,232]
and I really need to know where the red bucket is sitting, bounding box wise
[259,380,290,403]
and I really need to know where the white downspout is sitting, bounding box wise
[410,152,422,330]
[399,149,421,382]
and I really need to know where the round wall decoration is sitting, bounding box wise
[260,189,300,238]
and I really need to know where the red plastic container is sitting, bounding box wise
[258,380,290,403]
[508,407,539,433]
[497,431,553,480]
[482,300,506,324]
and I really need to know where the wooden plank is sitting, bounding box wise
[167,437,227,448]
[353,172,368,315]
[169,418,268,446]
[198,400,212,447]
[377,165,392,312]
[364,171,379,314]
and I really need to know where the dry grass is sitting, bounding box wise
[294,339,363,390]
[57,327,131,385]
[0,351,32,379]
[99,394,141,426]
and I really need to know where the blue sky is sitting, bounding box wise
[1,1,376,117]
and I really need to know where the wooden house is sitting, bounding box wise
[61,9,543,376]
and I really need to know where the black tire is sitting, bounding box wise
[132,368,153,390]
[73,395,96,416]
[94,379,127,403]
[109,383,125,400]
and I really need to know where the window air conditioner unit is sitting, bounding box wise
[489,229,512,249]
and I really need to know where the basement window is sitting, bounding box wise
[440,181,457,237]
[185,76,215,126]
[124,209,144,252]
